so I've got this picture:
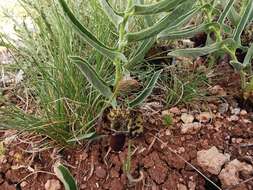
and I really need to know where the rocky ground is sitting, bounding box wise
[0,48,253,190]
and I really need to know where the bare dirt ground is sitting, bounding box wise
[0,58,253,190]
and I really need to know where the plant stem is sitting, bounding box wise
[111,0,132,103]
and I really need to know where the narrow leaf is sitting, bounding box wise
[58,0,127,62]
[128,38,156,66]
[128,0,156,66]
[70,56,113,98]
[233,0,253,43]
[67,132,96,143]
[54,162,78,190]
[158,23,220,40]
[228,7,240,26]
[168,41,224,58]
[129,70,162,108]
[243,43,253,66]
[218,0,235,24]
[98,0,123,28]
[129,0,185,15]
[126,1,197,42]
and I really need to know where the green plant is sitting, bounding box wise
[160,0,253,96]
[163,114,173,126]
[54,162,78,190]
[0,0,117,144]
[58,0,203,109]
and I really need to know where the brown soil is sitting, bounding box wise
[1,61,253,190]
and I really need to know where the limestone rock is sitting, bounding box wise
[196,112,212,123]
[197,146,230,175]
[219,159,253,188]
[45,179,61,190]
[181,113,194,124]
[181,122,201,134]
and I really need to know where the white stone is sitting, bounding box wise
[231,108,240,115]
[181,122,201,134]
[219,159,253,188]
[181,113,194,124]
[177,184,187,190]
[196,112,212,123]
[45,179,61,190]
[197,146,230,175]
[169,107,181,115]
[240,109,247,116]
[228,115,239,122]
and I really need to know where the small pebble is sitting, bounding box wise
[231,108,240,115]
[169,107,181,115]
[228,115,239,122]
[218,103,229,114]
[181,113,194,124]
[240,110,247,116]
[20,181,28,188]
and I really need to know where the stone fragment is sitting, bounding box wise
[197,146,230,175]
[209,85,226,96]
[181,113,194,124]
[177,184,187,190]
[169,107,181,115]
[45,179,61,190]
[240,109,247,116]
[196,112,212,123]
[95,166,107,178]
[228,115,239,122]
[219,159,253,188]
[218,103,229,114]
[181,122,202,134]
[188,180,196,190]
[231,108,240,115]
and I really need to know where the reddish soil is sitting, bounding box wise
[1,61,253,190]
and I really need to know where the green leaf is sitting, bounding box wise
[218,0,235,24]
[243,43,253,66]
[228,7,241,26]
[158,23,220,40]
[129,70,162,108]
[54,162,78,190]
[128,0,156,66]
[230,60,244,71]
[128,38,156,66]
[233,0,253,43]
[98,0,123,28]
[58,0,127,62]
[126,1,197,42]
[67,132,96,143]
[168,39,236,58]
[70,56,113,99]
[168,41,224,58]
[129,0,185,15]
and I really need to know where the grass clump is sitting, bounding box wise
[0,0,116,144]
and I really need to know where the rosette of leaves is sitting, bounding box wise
[159,0,253,97]
[58,0,202,108]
